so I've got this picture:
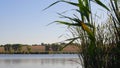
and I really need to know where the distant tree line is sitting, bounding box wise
[0,43,78,54]
[4,44,23,53]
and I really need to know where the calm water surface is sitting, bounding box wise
[0,54,82,68]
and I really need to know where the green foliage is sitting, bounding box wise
[4,44,12,53]
[27,46,31,53]
[12,44,22,52]
[46,0,120,68]
[3,44,23,53]
[94,0,109,11]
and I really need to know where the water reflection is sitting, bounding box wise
[0,54,82,68]
[0,58,78,64]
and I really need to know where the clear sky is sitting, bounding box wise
[0,0,108,45]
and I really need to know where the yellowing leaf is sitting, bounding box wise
[80,21,95,40]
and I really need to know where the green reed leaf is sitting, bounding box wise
[55,21,81,26]
[94,0,109,11]
[59,38,76,51]
[43,1,60,10]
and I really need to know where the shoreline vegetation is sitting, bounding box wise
[0,43,79,54]
[45,0,120,68]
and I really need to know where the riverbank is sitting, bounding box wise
[0,44,79,54]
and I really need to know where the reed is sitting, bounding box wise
[45,0,120,68]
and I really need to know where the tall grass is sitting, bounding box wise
[45,0,120,68]
[109,0,120,67]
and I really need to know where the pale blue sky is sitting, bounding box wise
[0,0,108,45]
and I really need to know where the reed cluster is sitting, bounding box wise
[46,0,120,68]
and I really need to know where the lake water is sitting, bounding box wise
[0,54,82,68]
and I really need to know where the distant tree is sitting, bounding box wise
[51,43,59,51]
[41,43,45,46]
[41,43,49,46]
[27,46,31,53]
[12,44,22,53]
[45,45,50,51]
[18,45,22,52]
[0,45,3,47]
[4,44,12,53]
